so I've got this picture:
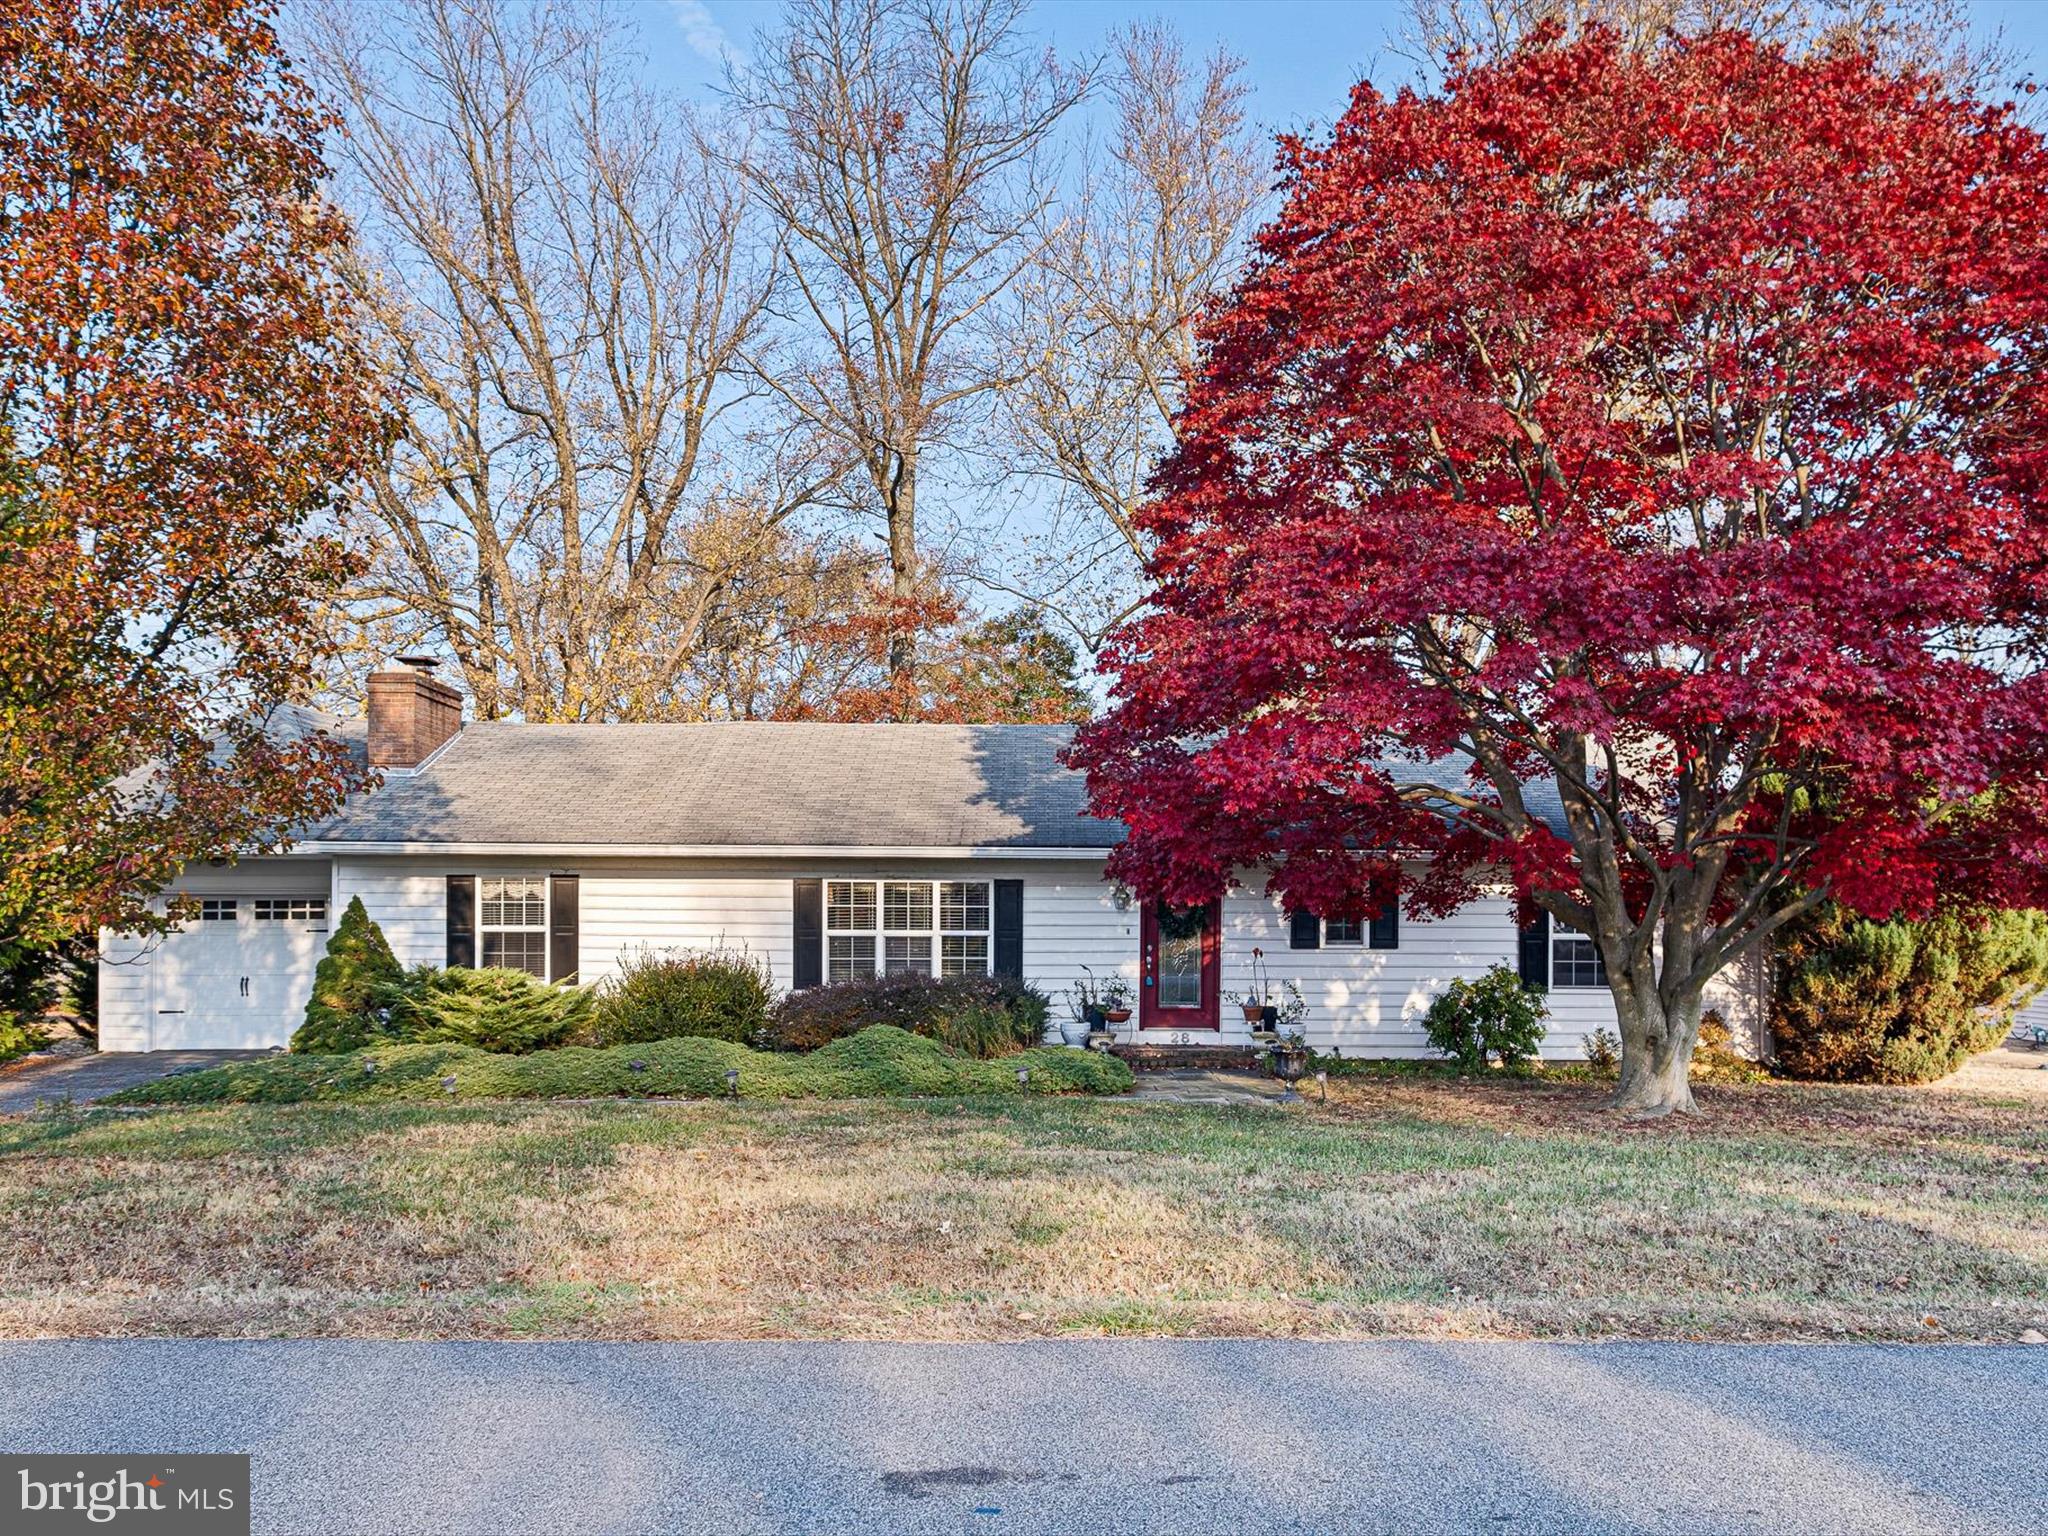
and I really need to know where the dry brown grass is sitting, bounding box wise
[0,1072,2042,1343]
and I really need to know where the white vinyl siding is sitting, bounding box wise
[312,852,1769,1063]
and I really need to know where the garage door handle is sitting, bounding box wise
[157,1009,185,1015]
[239,976,249,997]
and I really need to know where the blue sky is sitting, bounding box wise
[649,0,2048,131]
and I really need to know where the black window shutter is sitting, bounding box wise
[1517,909,1550,991]
[1370,900,1400,950]
[549,876,579,985]
[993,879,1024,979]
[446,876,476,969]
[1288,910,1321,949]
[792,879,823,990]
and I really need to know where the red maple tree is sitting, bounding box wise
[0,0,378,950]
[1071,28,2048,1114]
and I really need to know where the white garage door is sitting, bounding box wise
[149,896,329,1049]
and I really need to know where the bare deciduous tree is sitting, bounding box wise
[1405,0,2008,88]
[994,24,1267,654]
[728,0,1086,690]
[301,0,830,720]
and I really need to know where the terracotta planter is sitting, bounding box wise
[1103,1008,1132,1024]
[1241,1003,1265,1023]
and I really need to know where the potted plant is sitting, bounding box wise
[1266,981,1311,1100]
[1232,947,1271,1025]
[1097,976,1135,1025]
[1063,968,1104,1046]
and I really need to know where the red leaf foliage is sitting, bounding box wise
[1071,29,2048,969]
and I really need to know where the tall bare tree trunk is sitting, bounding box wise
[884,447,918,681]
[729,0,1085,693]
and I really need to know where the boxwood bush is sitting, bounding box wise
[766,972,1051,1057]
[1422,964,1548,1069]
[590,946,772,1047]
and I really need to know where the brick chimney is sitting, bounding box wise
[366,655,462,769]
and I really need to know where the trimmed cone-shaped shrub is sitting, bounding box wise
[1772,905,2048,1084]
[291,896,405,1054]
[386,966,593,1054]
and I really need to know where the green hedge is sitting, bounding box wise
[105,1025,1134,1105]
[385,966,594,1053]
[766,972,1050,1056]
[590,947,772,1047]
[1422,965,1548,1069]
[1772,904,2048,1084]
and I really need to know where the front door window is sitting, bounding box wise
[1156,904,1206,1008]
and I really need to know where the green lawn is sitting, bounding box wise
[0,1072,2041,1343]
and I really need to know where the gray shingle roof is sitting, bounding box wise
[307,722,1124,850]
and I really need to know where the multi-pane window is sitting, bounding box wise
[939,881,990,976]
[1323,905,1397,949]
[199,899,237,921]
[826,879,991,981]
[826,880,878,982]
[1552,934,1608,988]
[480,876,547,977]
[882,881,933,975]
[253,898,326,923]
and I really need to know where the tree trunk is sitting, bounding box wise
[886,450,917,689]
[1610,984,1703,1116]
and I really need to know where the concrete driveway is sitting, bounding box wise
[0,1339,2040,1535]
[0,1049,267,1113]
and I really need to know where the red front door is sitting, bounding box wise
[1139,899,1221,1031]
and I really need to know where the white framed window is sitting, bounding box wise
[826,880,878,982]
[1322,905,1396,949]
[826,879,991,980]
[253,898,326,923]
[199,899,237,922]
[939,881,990,976]
[1552,934,1608,988]
[479,876,547,978]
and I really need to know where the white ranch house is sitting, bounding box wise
[100,659,1770,1057]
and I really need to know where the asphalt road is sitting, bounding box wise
[1,1340,2041,1535]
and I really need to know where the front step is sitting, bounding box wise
[1108,1043,1270,1072]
